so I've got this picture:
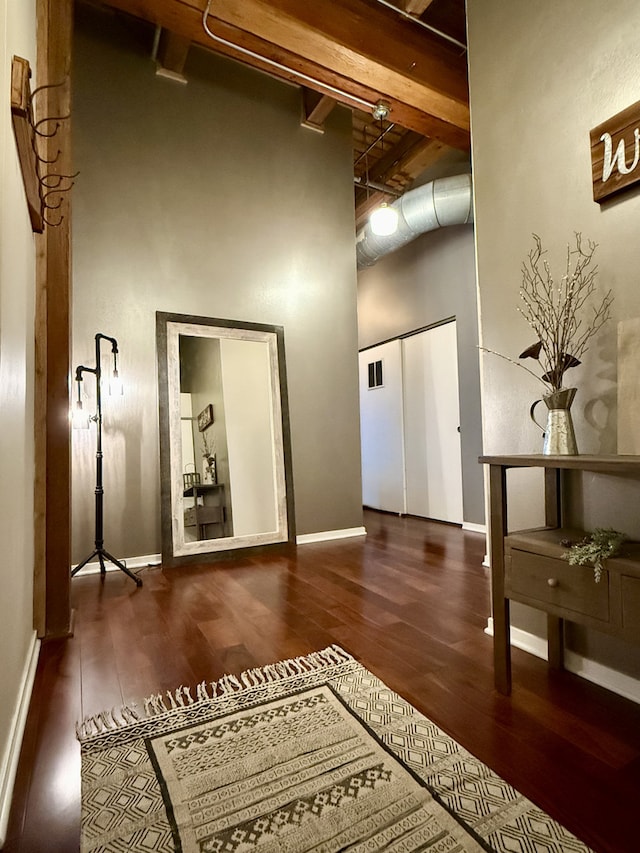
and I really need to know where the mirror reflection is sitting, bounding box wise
[157,313,294,565]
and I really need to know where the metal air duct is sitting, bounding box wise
[356,173,473,269]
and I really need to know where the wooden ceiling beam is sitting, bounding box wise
[354,135,452,224]
[205,0,468,125]
[156,28,191,79]
[402,0,436,15]
[391,137,450,181]
[98,0,470,150]
[357,130,426,182]
[301,88,336,132]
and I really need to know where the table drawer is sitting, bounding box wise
[195,505,224,525]
[506,549,609,621]
[184,506,224,526]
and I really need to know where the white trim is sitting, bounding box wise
[0,632,40,847]
[71,553,161,576]
[484,618,640,704]
[484,617,548,658]
[462,521,486,535]
[297,527,367,545]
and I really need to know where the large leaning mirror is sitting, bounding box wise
[157,312,295,566]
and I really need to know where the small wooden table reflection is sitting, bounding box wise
[183,482,226,540]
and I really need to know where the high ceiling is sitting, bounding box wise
[87,0,469,228]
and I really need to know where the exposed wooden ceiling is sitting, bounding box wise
[88,0,469,228]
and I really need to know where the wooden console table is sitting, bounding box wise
[480,454,640,694]
[183,482,227,540]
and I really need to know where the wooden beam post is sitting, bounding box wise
[35,0,73,639]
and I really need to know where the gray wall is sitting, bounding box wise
[71,5,362,563]
[357,213,485,527]
[0,0,37,837]
[468,0,640,681]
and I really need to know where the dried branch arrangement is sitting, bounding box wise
[482,233,613,393]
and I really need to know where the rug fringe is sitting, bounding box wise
[77,644,353,740]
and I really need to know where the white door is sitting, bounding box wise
[358,340,405,513]
[219,338,277,536]
[402,322,463,523]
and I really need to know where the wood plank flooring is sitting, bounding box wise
[4,510,640,852]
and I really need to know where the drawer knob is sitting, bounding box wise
[547,578,559,588]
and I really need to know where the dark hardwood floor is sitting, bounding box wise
[5,510,640,852]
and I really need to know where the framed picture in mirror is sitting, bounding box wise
[197,403,214,431]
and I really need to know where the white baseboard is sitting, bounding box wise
[297,527,367,545]
[462,521,486,535]
[484,617,640,704]
[71,552,162,576]
[0,631,40,847]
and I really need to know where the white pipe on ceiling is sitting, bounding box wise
[202,0,380,113]
[372,0,467,52]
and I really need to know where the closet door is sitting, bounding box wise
[358,340,405,513]
[403,322,463,523]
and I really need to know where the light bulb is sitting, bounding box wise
[72,401,89,430]
[369,203,398,236]
[109,370,123,397]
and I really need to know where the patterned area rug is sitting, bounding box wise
[77,646,592,852]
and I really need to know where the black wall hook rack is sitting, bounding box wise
[10,55,76,232]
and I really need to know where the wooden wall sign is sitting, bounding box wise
[11,56,44,232]
[591,100,640,203]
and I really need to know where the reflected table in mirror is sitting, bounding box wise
[183,482,228,540]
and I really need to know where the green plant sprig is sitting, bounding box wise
[562,528,626,582]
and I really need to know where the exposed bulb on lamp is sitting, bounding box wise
[109,368,123,397]
[72,400,89,430]
[369,202,398,236]
[72,377,90,428]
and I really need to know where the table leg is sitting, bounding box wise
[489,464,511,694]
[547,614,565,669]
[544,467,561,527]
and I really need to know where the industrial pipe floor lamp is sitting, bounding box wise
[71,333,142,587]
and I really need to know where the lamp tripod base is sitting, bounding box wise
[71,547,143,587]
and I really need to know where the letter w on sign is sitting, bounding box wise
[591,100,640,203]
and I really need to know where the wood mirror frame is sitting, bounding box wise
[156,312,295,566]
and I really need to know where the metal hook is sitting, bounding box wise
[42,189,64,210]
[40,171,78,189]
[30,79,67,101]
[33,117,62,138]
[41,174,64,189]
[33,137,61,166]
[42,209,64,227]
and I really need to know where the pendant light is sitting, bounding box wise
[369,202,398,236]
[368,101,398,237]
